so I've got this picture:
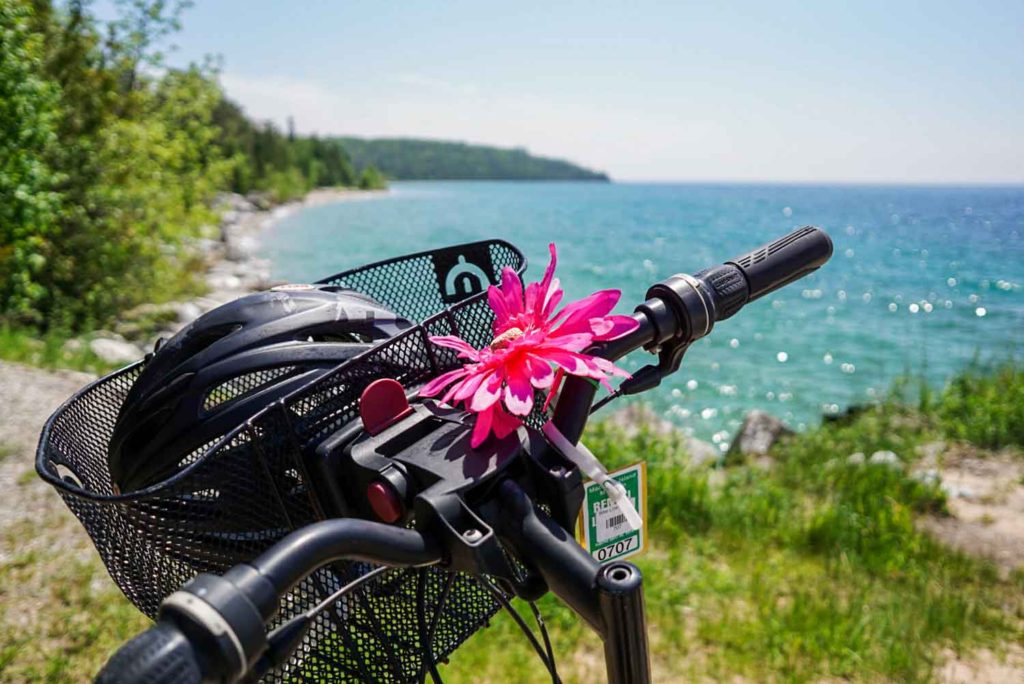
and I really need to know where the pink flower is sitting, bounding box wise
[420,244,638,447]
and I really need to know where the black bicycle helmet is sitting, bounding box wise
[108,284,412,493]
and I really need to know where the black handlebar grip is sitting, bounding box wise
[95,622,202,684]
[725,225,833,303]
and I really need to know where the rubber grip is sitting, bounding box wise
[726,226,833,302]
[95,623,202,684]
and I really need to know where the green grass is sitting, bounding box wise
[1,365,1021,682]
[0,516,149,683]
[443,398,1023,682]
[0,325,118,375]
[929,361,1024,450]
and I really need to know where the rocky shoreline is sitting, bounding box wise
[80,187,388,364]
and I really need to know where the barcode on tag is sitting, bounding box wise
[595,508,631,543]
[577,460,647,563]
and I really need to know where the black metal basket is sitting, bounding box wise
[37,240,528,682]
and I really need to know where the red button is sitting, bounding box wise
[367,481,404,523]
[360,379,413,436]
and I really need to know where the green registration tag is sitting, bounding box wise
[576,461,647,563]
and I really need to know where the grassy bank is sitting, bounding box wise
[443,364,1024,682]
[0,326,116,375]
[2,364,1022,681]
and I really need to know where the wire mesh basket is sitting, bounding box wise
[37,240,527,682]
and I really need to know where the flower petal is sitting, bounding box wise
[541,278,563,319]
[429,335,481,360]
[542,369,565,412]
[534,244,558,317]
[453,369,488,402]
[488,285,510,332]
[503,365,535,416]
[470,404,494,448]
[491,403,523,439]
[419,367,468,397]
[469,370,503,412]
[550,290,622,336]
[590,314,640,341]
[500,267,524,316]
[524,354,554,389]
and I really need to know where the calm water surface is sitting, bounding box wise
[262,182,1024,447]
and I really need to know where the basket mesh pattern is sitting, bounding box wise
[203,366,298,412]
[37,241,527,683]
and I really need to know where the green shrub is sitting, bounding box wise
[936,362,1024,449]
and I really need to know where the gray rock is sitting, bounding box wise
[847,452,866,465]
[175,302,202,324]
[89,337,143,364]
[220,210,240,227]
[686,438,721,468]
[207,273,243,291]
[729,410,793,457]
[225,235,259,262]
[61,338,84,354]
[869,450,901,468]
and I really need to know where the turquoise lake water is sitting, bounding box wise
[262,181,1024,447]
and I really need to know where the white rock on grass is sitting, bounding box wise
[847,452,866,465]
[912,468,942,486]
[89,337,143,364]
[869,450,901,468]
[941,483,976,500]
[61,338,84,354]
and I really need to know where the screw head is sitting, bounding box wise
[463,528,483,542]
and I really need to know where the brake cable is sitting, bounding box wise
[481,579,562,684]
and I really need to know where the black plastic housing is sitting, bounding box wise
[725,225,833,302]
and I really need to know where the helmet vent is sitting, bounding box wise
[202,366,299,412]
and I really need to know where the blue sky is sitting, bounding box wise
[130,1,1023,183]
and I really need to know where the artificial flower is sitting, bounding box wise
[420,244,638,447]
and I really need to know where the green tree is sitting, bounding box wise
[357,165,386,190]
[0,0,62,323]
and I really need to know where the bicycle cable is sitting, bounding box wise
[481,579,562,684]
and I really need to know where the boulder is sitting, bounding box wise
[728,410,793,457]
[225,235,259,262]
[89,337,143,364]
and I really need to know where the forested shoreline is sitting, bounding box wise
[338,137,610,181]
[0,0,382,335]
[1,1,610,339]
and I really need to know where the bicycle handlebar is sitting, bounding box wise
[98,226,833,683]
[96,623,202,684]
[553,226,832,443]
[96,520,442,684]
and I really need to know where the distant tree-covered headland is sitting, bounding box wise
[337,137,610,181]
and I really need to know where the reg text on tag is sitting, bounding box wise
[575,461,647,563]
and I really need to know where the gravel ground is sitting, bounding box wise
[0,361,94,543]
